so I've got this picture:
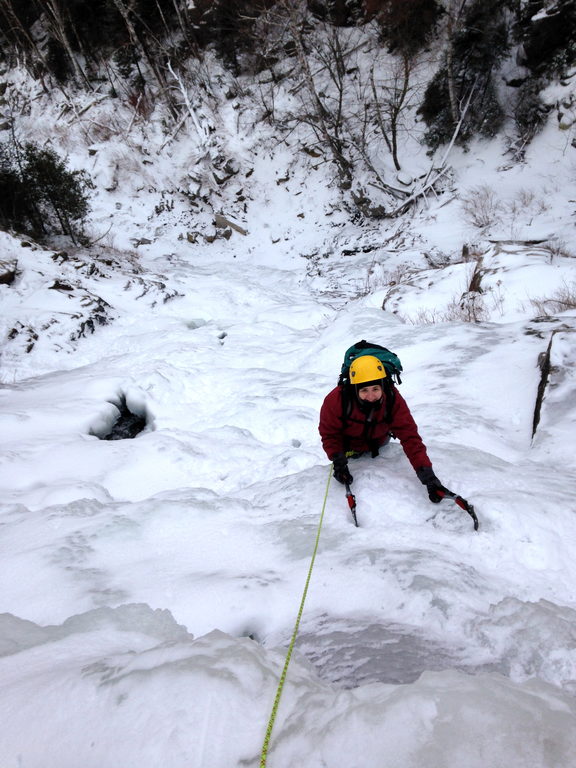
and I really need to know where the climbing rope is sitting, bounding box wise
[259,464,333,768]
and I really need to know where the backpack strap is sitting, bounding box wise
[340,382,352,435]
[383,378,395,423]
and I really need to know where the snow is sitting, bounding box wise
[1,56,576,768]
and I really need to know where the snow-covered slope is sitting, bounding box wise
[1,60,576,768]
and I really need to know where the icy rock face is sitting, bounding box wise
[0,603,191,657]
[1,607,576,768]
[1,49,576,765]
[295,619,459,687]
[466,597,576,694]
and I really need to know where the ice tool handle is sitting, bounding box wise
[438,489,479,531]
[345,482,358,527]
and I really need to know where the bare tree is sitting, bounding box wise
[0,0,38,59]
[42,0,92,86]
[0,0,78,99]
[286,3,354,185]
[251,0,425,213]
[108,0,179,119]
[369,53,414,171]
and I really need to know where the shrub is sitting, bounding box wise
[460,184,501,229]
[0,141,93,244]
[530,281,576,316]
[513,79,550,146]
[0,144,30,228]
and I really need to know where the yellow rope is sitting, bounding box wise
[259,464,333,768]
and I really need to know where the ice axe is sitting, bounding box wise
[345,482,358,527]
[437,488,479,530]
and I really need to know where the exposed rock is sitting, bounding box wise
[0,259,17,285]
[214,213,247,235]
[102,396,148,440]
[90,395,149,440]
[533,326,576,438]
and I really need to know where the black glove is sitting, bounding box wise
[332,453,353,485]
[416,466,447,503]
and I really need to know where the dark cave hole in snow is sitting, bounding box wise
[96,395,149,440]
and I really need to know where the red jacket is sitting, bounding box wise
[318,385,432,471]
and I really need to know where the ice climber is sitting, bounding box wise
[318,354,447,503]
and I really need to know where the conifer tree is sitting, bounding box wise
[419,0,510,149]
[0,140,92,244]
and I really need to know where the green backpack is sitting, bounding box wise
[338,340,403,387]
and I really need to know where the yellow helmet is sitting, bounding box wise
[349,355,387,385]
